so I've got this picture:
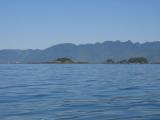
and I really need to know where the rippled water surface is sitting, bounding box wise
[0,64,160,120]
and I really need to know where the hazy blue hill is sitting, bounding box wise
[41,43,78,62]
[0,49,42,63]
[0,41,160,63]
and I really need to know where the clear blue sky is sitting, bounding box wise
[0,0,160,49]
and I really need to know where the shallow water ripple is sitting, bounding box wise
[0,64,160,120]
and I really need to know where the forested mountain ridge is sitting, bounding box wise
[0,41,160,63]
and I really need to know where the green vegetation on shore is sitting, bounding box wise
[53,57,74,64]
[41,56,150,64]
[128,57,148,64]
[46,57,90,64]
[104,57,148,64]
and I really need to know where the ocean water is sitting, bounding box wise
[0,64,160,120]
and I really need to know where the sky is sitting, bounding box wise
[0,0,160,49]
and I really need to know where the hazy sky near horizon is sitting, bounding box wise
[0,0,160,49]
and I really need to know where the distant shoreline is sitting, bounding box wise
[0,62,160,64]
[0,41,160,64]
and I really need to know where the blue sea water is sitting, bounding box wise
[0,64,160,120]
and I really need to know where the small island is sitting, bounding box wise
[42,57,90,64]
[128,57,148,64]
[104,57,148,64]
[46,57,74,64]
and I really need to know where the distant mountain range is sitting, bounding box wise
[0,40,160,63]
